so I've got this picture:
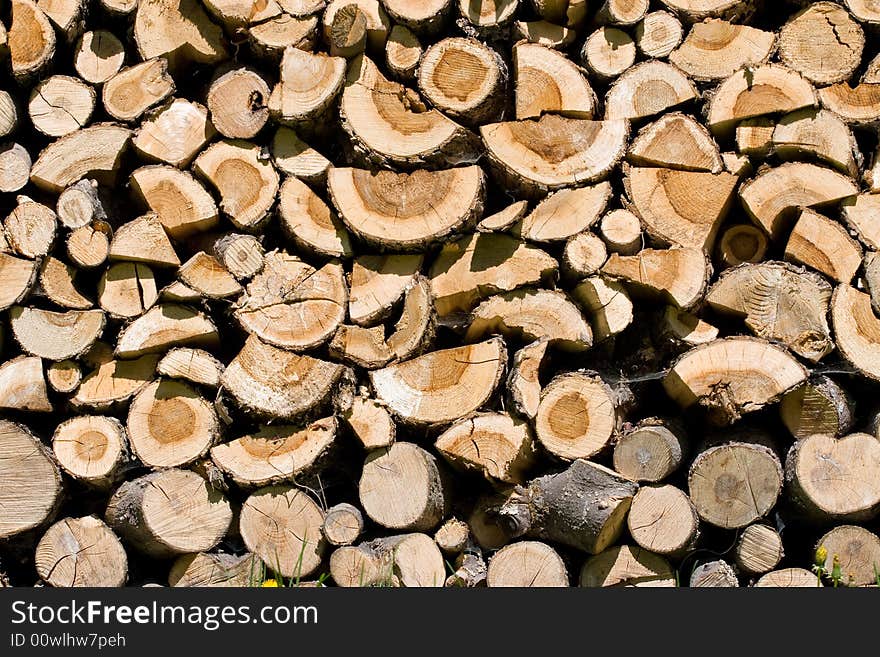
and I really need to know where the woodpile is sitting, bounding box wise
[4,0,880,590]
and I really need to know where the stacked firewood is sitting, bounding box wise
[2,0,880,588]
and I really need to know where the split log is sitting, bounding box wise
[846,0,880,24]
[841,193,880,251]
[52,416,127,488]
[234,252,345,350]
[580,545,675,587]
[717,224,768,268]
[465,289,592,351]
[688,441,783,529]
[784,209,862,283]
[382,0,449,35]
[734,524,783,575]
[818,82,880,126]
[601,247,709,310]
[486,541,569,587]
[209,417,337,487]
[418,37,506,125]
[28,76,95,137]
[497,459,638,554]
[596,0,647,24]
[133,0,228,66]
[458,0,519,37]
[348,254,421,326]
[434,518,469,554]
[627,484,698,556]
[323,0,389,51]
[73,30,125,84]
[0,420,63,539]
[343,396,395,449]
[0,144,32,193]
[612,418,686,483]
[133,101,214,169]
[248,15,318,61]
[36,516,127,587]
[517,182,611,243]
[0,91,19,139]
[772,109,859,177]
[370,338,505,425]
[9,0,56,82]
[130,166,219,240]
[534,372,621,461]
[10,307,104,361]
[513,42,595,120]
[739,163,857,239]
[330,533,445,587]
[268,48,345,124]
[779,377,854,440]
[327,3,367,58]
[328,166,484,250]
[0,356,53,413]
[30,124,131,194]
[429,233,558,316]
[221,335,344,419]
[816,525,880,587]
[105,469,232,558]
[627,113,722,173]
[605,61,697,122]
[103,59,175,123]
[635,11,682,58]
[831,285,880,381]
[38,0,86,41]
[5,198,57,258]
[322,503,364,547]
[654,306,718,351]
[72,352,159,410]
[239,485,325,578]
[581,27,635,81]
[479,201,528,233]
[514,20,576,50]
[385,25,421,79]
[571,276,633,342]
[98,262,158,319]
[271,127,331,183]
[690,560,738,587]
[786,433,880,522]
[755,569,818,588]
[193,139,279,230]
[664,338,807,424]
[435,412,534,484]
[706,262,833,362]
[115,304,219,357]
[359,442,448,531]
[278,176,352,258]
[157,348,224,388]
[127,379,219,468]
[506,338,548,420]
[178,252,241,299]
[169,552,259,587]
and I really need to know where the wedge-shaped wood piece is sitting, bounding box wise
[787,434,880,523]
[340,55,476,166]
[211,417,337,488]
[157,348,223,388]
[0,253,37,310]
[40,257,91,310]
[818,82,880,126]
[571,276,633,341]
[429,233,558,316]
[169,553,259,588]
[625,167,736,252]
[784,209,861,284]
[706,262,833,362]
[349,254,422,326]
[344,396,395,449]
[506,338,548,420]
[72,352,159,410]
[780,376,853,440]
[0,421,62,539]
[659,0,752,21]
[371,337,505,425]
[605,60,697,121]
[465,288,592,351]
[235,252,346,351]
[513,42,595,120]
[778,2,863,86]
[194,140,279,231]
[832,284,880,381]
[580,544,675,587]
[106,469,231,558]
[601,247,708,309]
[707,65,817,135]
[130,166,219,240]
[328,324,391,369]
[664,337,807,424]
[772,109,859,177]
[222,335,344,419]
[535,372,619,460]
[816,525,880,586]
[278,177,353,258]
[30,124,131,193]
[628,113,721,172]
[10,307,104,361]
[9,0,56,82]
[103,59,175,122]
[478,200,528,233]
[127,380,218,468]
[116,304,219,358]
[418,37,506,125]
[52,416,127,488]
[481,115,628,195]
[842,193,880,249]
[436,412,534,484]
[740,163,857,239]
[134,0,228,65]
[518,182,610,242]
[0,356,52,412]
[268,48,345,122]
[328,166,484,250]
[271,127,331,182]
[133,99,215,167]
[670,20,773,82]
[656,306,718,350]
[385,275,435,361]
[110,214,180,267]
[178,252,241,299]
[98,262,158,319]
[689,441,782,529]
